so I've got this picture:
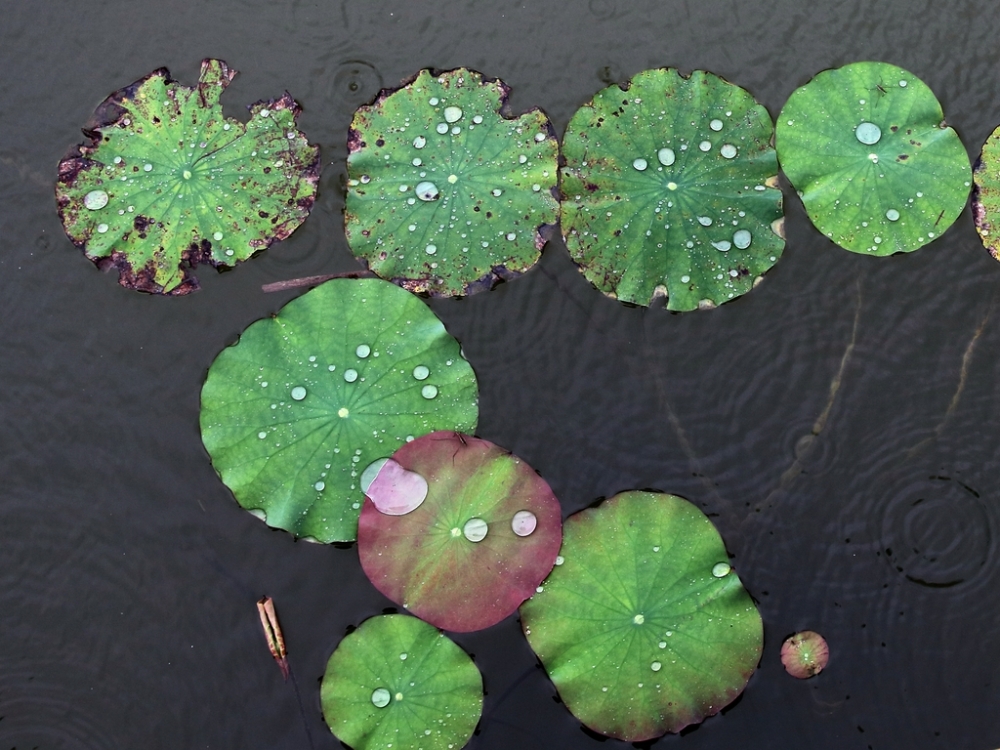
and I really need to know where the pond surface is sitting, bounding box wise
[3,1,1000,748]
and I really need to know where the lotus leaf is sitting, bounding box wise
[199,278,478,543]
[321,614,482,750]
[973,122,1000,259]
[358,432,562,632]
[777,61,970,255]
[345,68,559,296]
[561,68,784,311]
[55,58,320,294]
[520,491,762,740]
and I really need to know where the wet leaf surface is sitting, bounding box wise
[55,58,320,294]
[777,61,970,255]
[973,123,1000,260]
[561,68,784,311]
[345,68,559,296]
[199,278,478,543]
[358,432,562,632]
[321,614,482,750]
[519,491,762,741]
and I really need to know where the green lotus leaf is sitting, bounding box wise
[199,278,478,543]
[777,61,970,255]
[973,123,1000,260]
[358,432,562,632]
[520,491,762,741]
[345,68,559,296]
[55,58,320,294]
[561,68,784,311]
[321,614,482,750]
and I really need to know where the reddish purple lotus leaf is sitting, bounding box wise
[358,432,562,632]
[781,630,830,679]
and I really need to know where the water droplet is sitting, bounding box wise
[899,80,907,87]
[143,163,153,172]
[367,459,428,515]
[360,174,371,184]
[258,431,267,439]
[680,275,690,283]
[97,223,109,234]
[855,121,881,145]
[411,158,422,166]
[360,459,389,492]
[709,119,723,131]
[511,510,537,536]
[421,384,438,399]
[435,123,449,134]
[506,232,516,241]
[657,148,676,166]
[633,158,648,171]
[356,344,371,358]
[667,181,677,191]
[371,688,391,708]
[182,170,192,180]
[290,386,307,401]
[444,106,463,123]
[412,365,430,380]
[213,231,223,241]
[344,369,358,383]
[473,115,484,124]
[113,156,122,164]
[633,614,645,625]
[658,641,667,649]
[886,209,900,221]
[463,518,488,542]
[699,140,712,152]
[651,661,662,672]
[733,229,752,249]
[712,240,731,252]
[84,190,109,210]
[555,555,565,565]
[400,652,408,660]
[491,188,503,197]
[712,562,732,577]
[314,481,325,491]
[697,216,713,226]
[416,181,439,201]
[413,136,426,149]
[720,144,737,159]
[338,407,349,418]
[534,132,546,142]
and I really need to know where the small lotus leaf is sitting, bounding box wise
[321,614,482,750]
[199,279,478,543]
[55,58,320,294]
[520,491,762,741]
[777,61,970,255]
[345,68,559,296]
[972,123,1000,259]
[358,432,562,632]
[561,68,784,311]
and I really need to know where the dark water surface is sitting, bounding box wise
[3,1,1000,748]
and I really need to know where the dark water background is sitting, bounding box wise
[3,0,1000,748]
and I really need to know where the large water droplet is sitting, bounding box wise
[290,386,307,401]
[344,369,359,383]
[424,244,437,255]
[886,209,900,221]
[697,216,713,226]
[356,344,371,358]
[412,365,430,380]
[213,231,224,241]
[699,140,712,152]
[413,136,426,149]
[632,158,648,171]
[360,459,389,492]
[416,181,439,201]
[855,122,881,145]
[511,510,537,536]
[709,119,723,131]
[720,144,737,159]
[444,106,463,123]
[712,240,731,252]
[421,384,438,399]
[314,481,325,491]
[97,223,109,234]
[463,518,488,542]
[84,190,109,210]
[367,459,428,515]
[657,148,675,166]
[651,661,662,672]
[712,562,732,577]
[733,229,752,249]
[371,688,391,708]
